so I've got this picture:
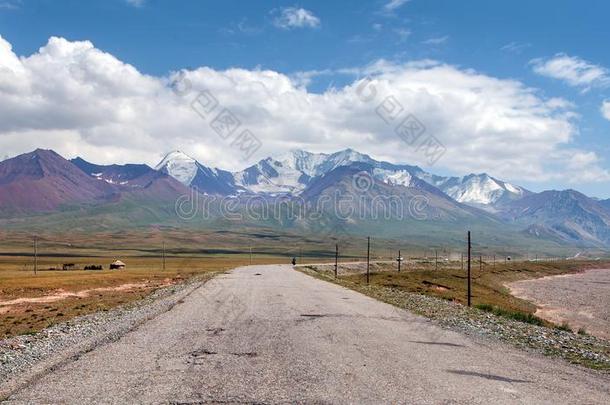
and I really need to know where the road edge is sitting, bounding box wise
[0,273,218,401]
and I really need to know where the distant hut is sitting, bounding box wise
[110,260,126,270]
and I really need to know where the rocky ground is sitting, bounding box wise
[0,272,217,398]
[508,268,610,340]
[301,265,610,371]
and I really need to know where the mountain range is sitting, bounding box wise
[1,148,609,249]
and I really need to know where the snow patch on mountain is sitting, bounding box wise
[233,149,377,194]
[155,151,198,185]
[424,174,526,206]
[372,168,414,187]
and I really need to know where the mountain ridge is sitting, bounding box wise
[2,148,610,248]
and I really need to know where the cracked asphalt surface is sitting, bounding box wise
[6,265,610,404]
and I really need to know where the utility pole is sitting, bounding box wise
[249,245,253,265]
[479,255,482,272]
[33,236,38,275]
[467,231,471,307]
[493,254,496,267]
[461,253,464,271]
[398,249,401,272]
[162,241,166,271]
[435,249,438,271]
[366,236,370,284]
[334,244,338,279]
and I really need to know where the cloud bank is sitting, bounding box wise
[0,36,608,184]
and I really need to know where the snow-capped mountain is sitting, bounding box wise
[231,149,526,207]
[233,149,376,194]
[155,151,198,185]
[4,148,610,247]
[155,151,238,195]
[156,148,529,207]
[423,173,529,208]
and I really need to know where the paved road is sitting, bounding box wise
[6,265,609,404]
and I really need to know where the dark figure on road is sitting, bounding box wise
[291,257,296,266]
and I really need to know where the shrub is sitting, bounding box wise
[475,303,493,312]
[475,303,544,326]
[555,322,572,332]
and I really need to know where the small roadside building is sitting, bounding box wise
[110,260,126,270]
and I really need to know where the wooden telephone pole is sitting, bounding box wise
[366,236,371,284]
[162,241,166,271]
[334,244,338,278]
[33,236,38,275]
[467,231,472,307]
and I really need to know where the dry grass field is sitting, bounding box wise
[0,227,367,339]
[0,254,286,338]
[2,226,608,339]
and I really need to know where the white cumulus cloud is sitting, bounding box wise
[0,35,607,185]
[531,54,610,90]
[602,100,610,121]
[273,7,320,29]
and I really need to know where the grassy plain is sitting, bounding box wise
[0,254,289,338]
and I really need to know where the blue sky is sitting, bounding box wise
[1,0,610,196]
